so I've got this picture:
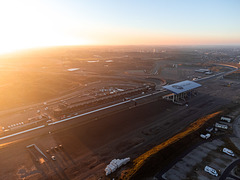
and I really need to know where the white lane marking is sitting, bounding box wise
[0,125,45,140]
[51,91,165,125]
[132,94,152,101]
[195,72,224,82]
[50,99,131,125]
[0,92,162,141]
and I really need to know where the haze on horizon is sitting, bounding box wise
[0,0,239,54]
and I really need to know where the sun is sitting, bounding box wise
[0,0,92,55]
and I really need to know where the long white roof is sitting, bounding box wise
[163,80,201,94]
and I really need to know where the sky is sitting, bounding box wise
[0,0,239,54]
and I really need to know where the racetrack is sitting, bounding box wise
[0,83,231,179]
[0,64,238,180]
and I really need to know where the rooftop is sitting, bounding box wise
[163,80,201,94]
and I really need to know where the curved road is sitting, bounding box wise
[219,159,240,180]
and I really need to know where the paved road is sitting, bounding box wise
[233,115,240,138]
[219,159,240,180]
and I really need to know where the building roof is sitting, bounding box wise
[163,80,201,94]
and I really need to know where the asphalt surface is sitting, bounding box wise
[219,159,240,180]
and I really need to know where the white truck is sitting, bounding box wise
[220,116,231,123]
[215,123,228,130]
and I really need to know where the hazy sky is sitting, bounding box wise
[0,0,239,53]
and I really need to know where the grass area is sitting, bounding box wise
[120,111,222,180]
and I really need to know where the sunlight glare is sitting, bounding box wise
[0,0,90,54]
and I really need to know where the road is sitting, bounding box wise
[219,159,240,180]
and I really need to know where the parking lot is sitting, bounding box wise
[162,138,237,180]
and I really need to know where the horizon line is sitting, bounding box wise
[1,43,240,56]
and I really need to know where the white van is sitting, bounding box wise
[204,166,219,177]
[223,148,234,157]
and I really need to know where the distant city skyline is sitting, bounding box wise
[0,0,239,54]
